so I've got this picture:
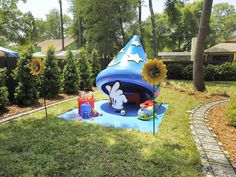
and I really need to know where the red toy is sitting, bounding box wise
[78,98,95,116]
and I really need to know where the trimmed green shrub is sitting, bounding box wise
[62,50,80,94]
[13,45,39,106]
[219,62,236,81]
[0,68,9,112]
[77,48,93,90]
[41,46,61,98]
[227,95,236,127]
[91,49,101,85]
[166,64,183,80]
[182,64,192,80]
[165,61,236,81]
[204,64,219,81]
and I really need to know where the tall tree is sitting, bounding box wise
[208,3,236,46]
[62,50,80,94]
[13,45,39,106]
[41,46,61,98]
[71,0,138,57]
[149,0,158,57]
[138,0,144,46]
[193,0,213,91]
[0,0,26,45]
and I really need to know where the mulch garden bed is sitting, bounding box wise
[208,102,236,165]
[0,93,78,120]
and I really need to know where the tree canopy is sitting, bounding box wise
[0,0,235,58]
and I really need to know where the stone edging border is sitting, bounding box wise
[190,99,236,177]
[0,96,78,124]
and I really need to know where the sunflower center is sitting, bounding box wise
[33,63,40,72]
[149,66,160,77]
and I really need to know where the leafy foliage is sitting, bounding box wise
[0,68,9,112]
[90,49,101,85]
[71,0,139,57]
[227,95,236,127]
[166,62,236,81]
[62,50,80,94]
[77,48,92,90]
[41,46,61,98]
[13,45,39,106]
[208,3,236,46]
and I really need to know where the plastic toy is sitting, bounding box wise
[96,35,160,114]
[137,100,163,121]
[78,98,95,116]
[81,103,92,119]
[96,35,160,102]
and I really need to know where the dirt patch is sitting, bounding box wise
[207,102,236,165]
[0,93,78,120]
[163,82,228,103]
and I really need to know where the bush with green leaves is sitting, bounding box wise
[62,50,80,94]
[204,64,219,81]
[91,49,101,85]
[219,62,236,81]
[182,64,193,80]
[41,46,61,98]
[13,46,39,106]
[227,95,236,127]
[77,48,93,90]
[165,61,236,81]
[0,68,9,112]
[166,64,183,79]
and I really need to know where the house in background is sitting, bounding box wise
[204,38,236,63]
[159,52,191,61]
[35,39,77,53]
[34,39,78,59]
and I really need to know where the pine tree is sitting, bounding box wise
[0,68,9,111]
[78,48,92,90]
[14,45,39,106]
[41,46,61,98]
[62,50,80,94]
[91,49,101,85]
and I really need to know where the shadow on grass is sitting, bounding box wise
[0,113,200,177]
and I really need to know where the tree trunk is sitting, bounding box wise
[193,0,213,92]
[118,7,126,46]
[149,0,158,58]
[138,0,144,46]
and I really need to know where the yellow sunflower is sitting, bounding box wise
[142,58,167,85]
[30,58,45,75]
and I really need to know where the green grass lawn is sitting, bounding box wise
[0,87,203,177]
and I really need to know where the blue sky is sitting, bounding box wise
[17,0,236,20]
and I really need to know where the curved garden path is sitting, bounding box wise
[190,99,236,177]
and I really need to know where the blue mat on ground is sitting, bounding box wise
[58,100,168,133]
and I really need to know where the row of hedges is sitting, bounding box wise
[0,45,101,111]
[166,62,236,81]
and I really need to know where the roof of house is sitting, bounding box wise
[158,52,191,57]
[37,39,75,53]
[205,42,236,54]
[33,50,79,59]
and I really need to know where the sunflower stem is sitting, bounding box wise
[42,83,47,118]
[153,84,155,135]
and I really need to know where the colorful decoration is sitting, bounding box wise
[137,100,163,121]
[142,59,167,85]
[29,57,48,118]
[30,58,45,75]
[141,58,167,134]
[96,35,160,107]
